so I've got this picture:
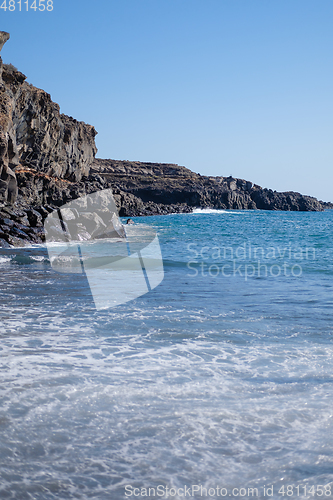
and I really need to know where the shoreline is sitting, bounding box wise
[1,201,332,249]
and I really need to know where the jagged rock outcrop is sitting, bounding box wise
[0,32,18,203]
[1,155,328,247]
[90,159,325,214]
[0,32,9,52]
[0,31,97,207]
[0,201,46,247]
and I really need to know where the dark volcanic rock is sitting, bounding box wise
[90,159,325,215]
[0,201,44,246]
[0,156,329,247]
[0,31,97,206]
[0,32,18,204]
[0,32,10,53]
[321,200,333,210]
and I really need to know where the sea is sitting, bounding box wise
[1,208,333,499]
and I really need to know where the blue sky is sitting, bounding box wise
[1,0,332,201]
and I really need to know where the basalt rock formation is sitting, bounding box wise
[0,31,331,248]
[90,159,328,214]
[0,31,97,207]
[0,32,18,204]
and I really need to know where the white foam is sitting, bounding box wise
[0,256,12,264]
[192,208,243,214]
[31,256,46,262]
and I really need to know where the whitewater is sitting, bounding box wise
[0,209,333,499]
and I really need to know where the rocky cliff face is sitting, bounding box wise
[0,32,18,204]
[0,31,331,248]
[90,159,327,215]
[0,31,97,207]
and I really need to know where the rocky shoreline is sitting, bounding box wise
[1,158,332,248]
[0,31,332,248]
[90,159,333,214]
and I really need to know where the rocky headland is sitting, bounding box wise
[0,31,331,247]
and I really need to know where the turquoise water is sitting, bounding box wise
[1,209,333,499]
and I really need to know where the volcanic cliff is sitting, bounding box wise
[0,31,331,247]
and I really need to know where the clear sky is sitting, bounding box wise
[1,0,332,201]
